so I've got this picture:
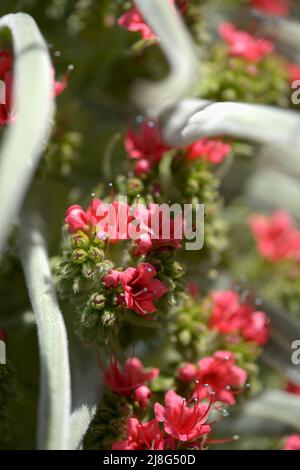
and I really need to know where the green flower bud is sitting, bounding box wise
[101,310,116,327]
[71,230,90,250]
[90,293,106,310]
[178,329,192,346]
[82,262,95,278]
[72,248,88,264]
[127,177,144,197]
[89,247,104,264]
[170,261,186,279]
[186,178,199,194]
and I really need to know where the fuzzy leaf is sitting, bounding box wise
[0,13,54,257]
[20,214,71,450]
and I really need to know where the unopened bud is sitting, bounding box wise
[71,231,90,250]
[72,248,88,264]
[127,177,144,197]
[90,293,106,310]
[82,262,95,278]
[101,310,116,327]
[88,247,104,264]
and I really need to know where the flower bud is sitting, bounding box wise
[71,230,90,250]
[90,293,106,310]
[88,247,104,264]
[72,248,88,264]
[134,385,151,408]
[127,177,144,196]
[82,262,95,278]
[170,261,186,279]
[101,310,116,327]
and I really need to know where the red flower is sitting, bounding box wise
[178,363,197,382]
[124,120,169,174]
[286,63,300,84]
[118,1,188,40]
[104,263,168,317]
[249,211,300,262]
[219,22,273,62]
[187,138,231,164]
[65,205,89,233]
[154,390,211,442]
[112,418,166,450]
[195,351,247,405]
[134,385,152,408]
[286,381,300,396]
[104,357,159,396]
[283,434,300,450]
[209,290,270,345]
[250,0,291,17]
[0,50,66,127]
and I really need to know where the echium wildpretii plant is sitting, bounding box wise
[1,0,300,452]
[52,0,295,450]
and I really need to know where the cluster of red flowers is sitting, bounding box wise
[104,353,246,450]
[219,22,274,63]
[124,120,231,176]
[249,211,300,262]
[0,50,66,127]
[209,290,270,345]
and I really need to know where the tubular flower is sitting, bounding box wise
[286,381,300,396]
[194,351,247,405]
[187,138,231,164]
[104,263,168,317]
[154,390,211,442]
[249,211,300,262]
[124,120,169,174]
[103,357,159,397]
[112,418,166,450]
[209,290,270,345]
[219,22,273,62]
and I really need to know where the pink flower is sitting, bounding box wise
[209,290,270,345]
[178,363,197,382]
[104,263,168,317]
[0,50,66,127]
[124,120,169,174]
[118,1,188,40]
[286,381,300,396]
[283,434,300,450]
[103,357,159,397]
[250,0,291,17]
[134,385,152,408]
[112,418,166,450]
[219,22,273,62]
[286,62,300,84]
[154,390,211,442]
[65,205,89,233]
[187,138,231,164]
[194,351,247,405]
[249,211,300,262]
